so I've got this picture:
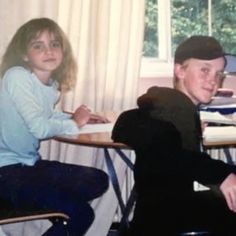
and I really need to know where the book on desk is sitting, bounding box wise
[200,96,236,142]
[197,96,236,191]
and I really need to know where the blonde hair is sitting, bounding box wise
[0,17,77,91]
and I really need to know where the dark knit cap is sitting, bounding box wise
[174,35,225,64]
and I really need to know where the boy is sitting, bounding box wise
[112,36,236,235]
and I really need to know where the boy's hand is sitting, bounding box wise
[220,173,236,212]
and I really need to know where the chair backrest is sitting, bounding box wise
[0,206,69,236]
[0,197,69,226]
[0,209,69,225]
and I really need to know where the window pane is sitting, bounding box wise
[143,0,236,63]
[143,0,158,57]
[171,0,208,55]
[212,1,236,54]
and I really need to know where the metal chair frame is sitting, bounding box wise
[0,208,69,235]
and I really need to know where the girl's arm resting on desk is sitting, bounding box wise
[88,113,110,124]
[4,67,80,138]
[72,106,110,127]
[72,105,91,128]
[4,68,108,138]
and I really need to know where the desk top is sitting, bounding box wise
[203,139,236,148]
[54,111,130,149]
[54,110,236,149]
[55,133,130,149]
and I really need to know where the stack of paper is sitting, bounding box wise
[200,103,236,115]
[203,126,236,142]
[200,111,236,125]
[200,110,236,142]
[200,93,236,116]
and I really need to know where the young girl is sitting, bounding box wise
[0,18,109,236]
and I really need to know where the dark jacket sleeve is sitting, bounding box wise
[112,108,235,187]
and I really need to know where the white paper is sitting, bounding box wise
[205,103,236,108]
[203,126,236,141]
[79,123,114,134]
[200,111,236,125]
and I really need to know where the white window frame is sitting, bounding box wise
[140,0,173,78]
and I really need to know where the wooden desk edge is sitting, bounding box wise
[203,139,236,148]
[54,136,131,150]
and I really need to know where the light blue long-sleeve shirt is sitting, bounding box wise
[0,66,80,167]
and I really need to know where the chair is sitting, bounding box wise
[0,200,69,235]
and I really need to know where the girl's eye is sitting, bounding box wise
[29,40,62,52]
[32,43,44,50]
[51,41,61,48]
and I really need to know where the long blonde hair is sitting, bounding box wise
[0,17,77,91]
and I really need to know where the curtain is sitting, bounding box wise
[0,0,145,235]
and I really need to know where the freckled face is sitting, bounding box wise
[24,30,63,77]
[175,57,225,105]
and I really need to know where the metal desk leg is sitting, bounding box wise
[104,148,126,213]
[223,148,234,165]
[104,148,136,232]
[118,187,137,234]
[115,149,134,171]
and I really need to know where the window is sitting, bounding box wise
[141,0,236,77]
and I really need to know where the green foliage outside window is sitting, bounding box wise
[143,0,236,58]
[143,0,158,57]
[171,0,208,55]
[212,0,236,54]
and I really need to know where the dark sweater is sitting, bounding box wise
[112,87,235,196]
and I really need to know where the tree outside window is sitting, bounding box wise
[143,0,236,59]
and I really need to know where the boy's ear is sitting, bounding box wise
[174,63,185,79]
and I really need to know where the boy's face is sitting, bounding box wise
[174,57,225,105]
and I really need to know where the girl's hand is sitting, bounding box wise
[88,114,110,124]
[72,105,91,127]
